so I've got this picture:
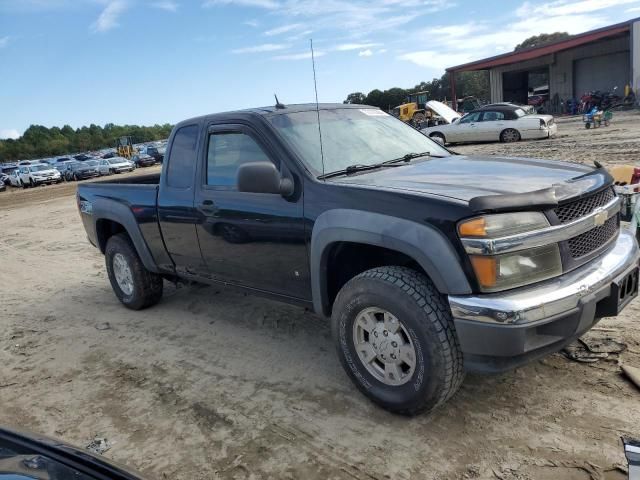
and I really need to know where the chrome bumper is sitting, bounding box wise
[449,229,639,325]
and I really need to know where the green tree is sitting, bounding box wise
[343,92,366,104]
[514,32,570,51]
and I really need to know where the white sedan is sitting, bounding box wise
[421,102,557,145]
[98,157,135,175]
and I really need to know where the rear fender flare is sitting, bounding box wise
[310,209,471,316]
[92,198,159,273]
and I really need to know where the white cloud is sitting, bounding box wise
[264,23,303,36]
[517,0,639,17]
[335,42,381,51]
[377,48,387,54]
[244,19,260,27]
[358,49,373,57]
[0,36,9,48]
[272,51,325,60]
[90,0,128,33]
[203,0,279,8]
[151,1,179,12]
[0,129,20,140]
[398,50,476,70]
[232,42,290,53]
[625,5,640,12]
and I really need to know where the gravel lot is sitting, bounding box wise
[1,112,639,480]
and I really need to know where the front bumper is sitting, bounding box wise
[449,230,639,373]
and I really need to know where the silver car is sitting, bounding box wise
[98,157,135,175]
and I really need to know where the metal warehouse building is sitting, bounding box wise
[447,17,640,112]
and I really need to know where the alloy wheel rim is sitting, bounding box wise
[352,307,417,386]
[504,130,518,142]
[113,253,134,296]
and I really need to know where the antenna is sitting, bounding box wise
[310,39,325,177]
[274,94,285,109]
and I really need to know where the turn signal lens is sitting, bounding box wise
[469,256,497,288]
[458,217,487,237]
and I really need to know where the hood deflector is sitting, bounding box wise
[469,168,613,213]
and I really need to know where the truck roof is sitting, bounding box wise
[175,103,375,129]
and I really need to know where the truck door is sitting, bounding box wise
[194,123,309,300]
[157,123,207,275]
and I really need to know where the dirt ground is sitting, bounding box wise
[1,112,640,480]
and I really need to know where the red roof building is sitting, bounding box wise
[446,17,640,112]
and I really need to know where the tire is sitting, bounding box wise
[585,123,591,129]
[21,181,27,189]
[105,233,163,310]
[500,128,521,143]
[429,133,446,145]
[332,266,464,415]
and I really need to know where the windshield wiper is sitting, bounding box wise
[381,151,434,165]
[318,152,438,180]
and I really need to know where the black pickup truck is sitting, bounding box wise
[77,103,639,415]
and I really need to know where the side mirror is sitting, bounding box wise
[237,161,294,196]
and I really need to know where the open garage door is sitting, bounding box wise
[574,52,629,96]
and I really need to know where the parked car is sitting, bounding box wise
[131,153,156,167]
[53,160,74,179]
[482,102,536,115]
[97,157,135,175]
[146,145,165,163]
[64,161,100,181]
[77,103,638,416]
[421,103,556,144]
[6,170,22,187]
[74,153,95,161]
[18,163,62,187]
[0,165,18,185]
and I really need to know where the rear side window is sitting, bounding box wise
[167,124,198,188]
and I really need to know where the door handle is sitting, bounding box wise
[200,199,216,213]
[202,200,214,206]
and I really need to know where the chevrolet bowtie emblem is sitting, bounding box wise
[594,210,608,226]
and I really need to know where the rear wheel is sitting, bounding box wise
[332,266,464,415]
[29,179,35,188]
[105,233,163,310]
[500,128,521,143]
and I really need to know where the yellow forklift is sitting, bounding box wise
[391,91,431,126]
[115,136,135,159]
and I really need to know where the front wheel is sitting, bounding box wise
[500,128,521,143]
[105,233,163,310]
[429,133,446,145]
[332,266,464,415]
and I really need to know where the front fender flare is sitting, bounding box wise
[310,209,472,316]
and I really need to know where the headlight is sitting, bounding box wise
[469,244,562,292]
[458,212,549,238]
[459,212,562,292]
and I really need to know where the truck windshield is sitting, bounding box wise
[268,108,450,176]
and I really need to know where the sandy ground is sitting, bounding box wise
[1,113,640,480]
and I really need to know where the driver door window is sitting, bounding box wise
[206,132,272,188]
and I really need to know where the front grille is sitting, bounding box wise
[567,214,619,258]
[554,187,615,224]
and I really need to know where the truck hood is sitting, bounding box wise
[331,155,601,204]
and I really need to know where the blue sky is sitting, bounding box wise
[1,0,639,138]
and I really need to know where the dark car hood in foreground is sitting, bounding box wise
[331,155,600,203]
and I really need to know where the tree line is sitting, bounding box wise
[343,70,490,110]
[0,123,174,162]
